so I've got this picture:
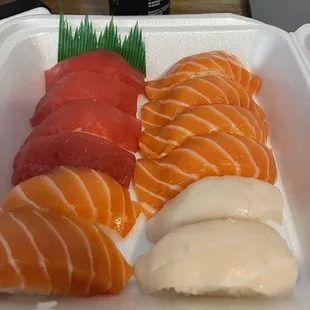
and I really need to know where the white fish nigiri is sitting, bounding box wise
[147,176,283,243]
[135,220,298,297]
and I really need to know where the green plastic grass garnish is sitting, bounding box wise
[98,19,122,54]
[57,0,146,74]
[77,16,97,54]
[121,23,146,75]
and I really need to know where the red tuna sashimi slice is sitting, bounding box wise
[31,71,139,126]
[12,132,136,188]
[25,100,142,152]
[45,49,145,93]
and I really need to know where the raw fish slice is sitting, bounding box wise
[147,176,283,243]
[32,71,139,126]
[135,220,298,297]
[134,132,277,217]
[0,208,133,296]
[145,51,261,100]
[140,104,268,159]
[26,100,142,152]
[141,75,264,129]
[165,51,243,75]
[45,49,144,93]
[3,167,141,238]
[12,132,136,188]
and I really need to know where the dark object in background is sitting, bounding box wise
[249,0,310,32]
[0,0,51,20]
[109,0,170,15]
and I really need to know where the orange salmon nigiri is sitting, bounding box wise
[139,104,268,159]
[141,74,264,129]
[145,51,261,100]
[0,208,132,296]
[134,132,277,218]
[2,167,140,238]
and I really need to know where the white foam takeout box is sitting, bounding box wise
[1,9,310,310]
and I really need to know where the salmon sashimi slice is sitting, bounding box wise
[45,49,145,93]
[26,100,142,153]
[3,167,141,238]
[32,71,139,126]
[139,104,268,159]
[0,208,133,296]
[141,75,264,129]
[12,132,136,188]
[164,51,243,75]
[145,51,261,100]
[134,132,277,218]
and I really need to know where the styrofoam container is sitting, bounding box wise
[0,7,51,26]
[1,12,310,310]
[294,24,310,75]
